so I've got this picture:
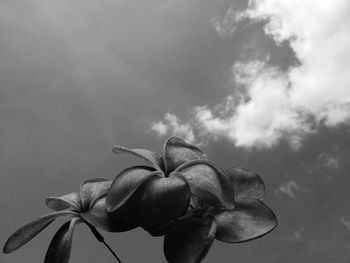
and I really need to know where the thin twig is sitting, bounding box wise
[84,221,123,263]
[101,239,123,263]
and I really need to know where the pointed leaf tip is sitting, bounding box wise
[44,218,80,263]
[3,211,78,254]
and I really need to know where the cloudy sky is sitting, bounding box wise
[1,0,350,262]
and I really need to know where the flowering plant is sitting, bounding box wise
[3,178,134,263]
[3,137,277,263]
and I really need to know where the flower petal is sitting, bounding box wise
[215,199,277,243]
[163,137,207,174]
[81,196,138,232]
[79,178,112,211]
[46,192,81,211]
[106,166,160,212]
[164,210,217,263]
[112,145,164,170]
[225,167,265,200]
[148,219,176,237]
[174,160,235,209]
[126,175,190,232]
[44,218,81,263]
[3,211,78,254]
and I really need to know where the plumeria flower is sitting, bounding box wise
[163,167,278,263]
[106,137,235,235]
[107,136,277,263]
[3,178,136,263]
[4,137,277,263]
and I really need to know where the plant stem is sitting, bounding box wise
[85,222,123,263]
[101,239,123,263]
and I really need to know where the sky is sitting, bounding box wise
[1,0,350,262]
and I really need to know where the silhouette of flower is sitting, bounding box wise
[3,136,277,263]
[3,178,134,263]
[106,137,235,235]
[107,137,277,262]
[163,166,277,263]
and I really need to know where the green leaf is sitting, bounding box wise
[164,210,217,263]
[163,137,207,174]
[44,218,80,263]
[112,145,164,170]
[106,166,160,212]
[79,178,111,211]
[215,199,277,243]
[81,196,138,232]
[225,167,265,200]
[3,211,78,254]
[46,192,81,211]
[174,160,235,209]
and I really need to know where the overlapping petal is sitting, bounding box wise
[106,166,159,212]
[215,199,277,243]
[163,137,207,174]
[126,174,190,232]
[79,178,112,211]
[44,217,81,263]
[3,211,78,254]
[81,196,138,232]
[112,145,164,170]
[164,210,217,263]
[46,192,81,211]
[174,160,235,209]
[3,136,278,263]
[225,167,265,201]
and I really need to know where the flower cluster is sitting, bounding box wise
[3,137,277,263]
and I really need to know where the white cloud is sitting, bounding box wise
[195,60,312,149]
[150,121,168,136]
[150,113,196,143]
[275,180,309,199]
[246,0,350,123]
[152,0,350,149]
